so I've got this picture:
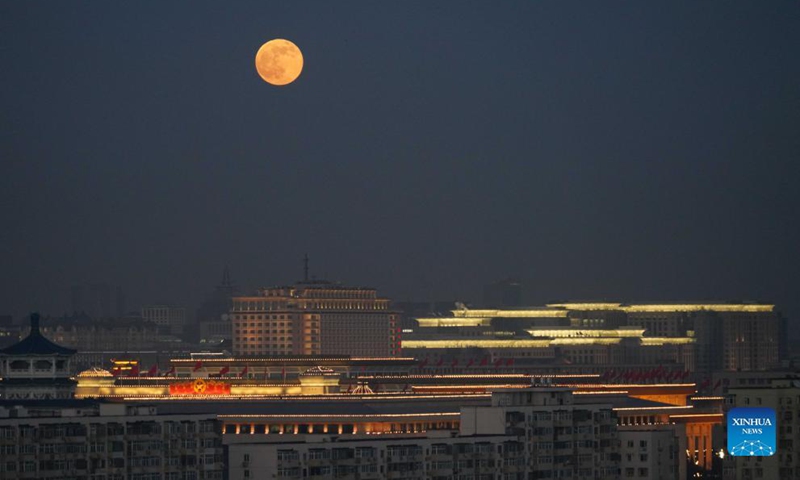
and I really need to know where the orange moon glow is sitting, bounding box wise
[255,39,303,86]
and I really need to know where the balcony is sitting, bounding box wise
[308,458,331,467]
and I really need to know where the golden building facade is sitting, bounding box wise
[231,281,398,357]
[406,303,781,373]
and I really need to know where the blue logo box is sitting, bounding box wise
[727,407,776,456]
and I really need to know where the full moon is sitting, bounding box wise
[255,39,303,86]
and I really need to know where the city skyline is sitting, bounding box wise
[2,4,798,478]
[2,3,798,322]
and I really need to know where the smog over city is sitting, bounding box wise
[1,3,798,479]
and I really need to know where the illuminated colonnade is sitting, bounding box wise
[219,413,461,437]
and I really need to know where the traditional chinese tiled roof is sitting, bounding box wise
[0,313,77,356]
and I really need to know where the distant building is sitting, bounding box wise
[141,305,187,336]
[231,280,399,357]
[198,320,232,345]
[0,316,20,349]
[393,300,458,331]
[196,266,238,343]
[482,278,523,308]
[623,304,783,373]
[32,313,160,359]
[405,306,694,374]
[404,302,783,374]
[70,282,125,319]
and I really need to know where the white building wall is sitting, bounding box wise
[619,427,683,480]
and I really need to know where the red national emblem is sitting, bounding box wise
[169,378,231,396]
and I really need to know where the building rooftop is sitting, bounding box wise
[121,394,490,418]
[0,313,77,356]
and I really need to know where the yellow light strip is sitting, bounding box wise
[546,303,623,310]
[624,304,773,313]
[401,339,552,349]
[170,357,416,363]
[218,412,459,419]
[550,338,622,345]
[452,309,568,318]
[111,393,492,401]
[559,383,696,388]
[614,406,694,411]
[640,338,695,345]
[669,414,724,418]
[573,391,630,395]
[416,318,492,327]
[689,396,725,401]
[526,329,645,338]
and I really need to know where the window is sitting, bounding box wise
[625,467,634,477]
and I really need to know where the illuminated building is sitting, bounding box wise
[405,302,783,374]
[394,300,459,331]
[225,387,621,480]
[0,401,223,480]
[74,356,419,399]
[611,399,723,473]
[0,313,76,400]
[231,280,399,357]
[624,304,783,373]
[69,350,732,478]
[723,377,800,479]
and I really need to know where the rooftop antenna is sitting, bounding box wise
[303,254,309,282]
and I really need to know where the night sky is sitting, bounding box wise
[1,3,798,321]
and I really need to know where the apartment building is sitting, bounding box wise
[723,377,800,480]
[0,401,224,480]
[225,387,621,480]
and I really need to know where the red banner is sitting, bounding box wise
[169,378,230,395]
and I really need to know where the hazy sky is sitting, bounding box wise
[1,2,798,320]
